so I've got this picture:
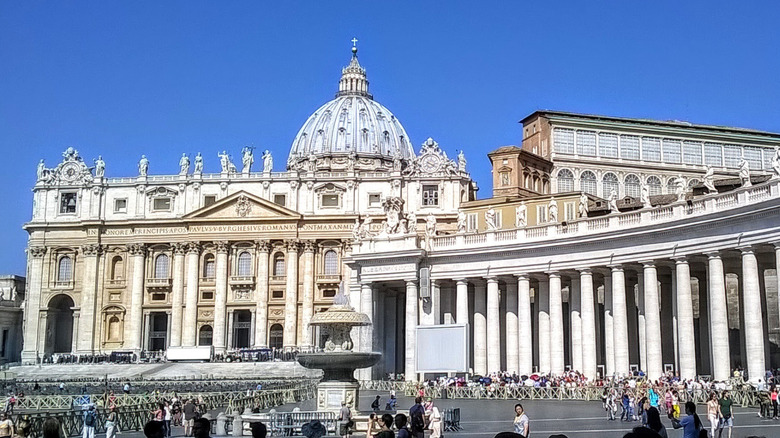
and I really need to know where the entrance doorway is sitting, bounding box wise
[148,312,168,351]
[269,324,283,349]
[232,310,252,349]
[46,294,75,354]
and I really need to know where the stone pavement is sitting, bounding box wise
[8,362,320,380]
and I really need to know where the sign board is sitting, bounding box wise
[166,346,213,361]
[415,323,469,373]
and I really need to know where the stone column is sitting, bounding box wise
[165,310,172,348]
[142,312,151,351]
[486,277,501,373]
[569,276,582,373]
[301,241,316,346]
[71,311,80,353]
[636,272,647,372]
[505,280,519,373]
[603,272,614,377]
[537,278,550,374]
[77,244,102,353]
[455,279,468,324]
[707,252,731,380]
[579,269,597,379]
[254,241,270,348]
[21,247,46,363]
[549,272,564,375]
[673,257,697,380]
[776,244,780,331]
[642,262,663,380]
[226,309,235,349]
[127,243,147,352]
[611,265,630,376]
[213,241,229,354]
[169,243,187,347]
[517,275,533,374]
[361,282,374,354]
[405,279,418,381]
[181,243,200,347]
[283,240,299,347]
[741,247,766,382]
[473,281,487,376]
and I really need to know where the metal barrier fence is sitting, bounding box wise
[443,408,462,432]
[359,381,762,408]
[263,411,337,437]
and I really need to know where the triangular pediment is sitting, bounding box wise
[183,191,301,220]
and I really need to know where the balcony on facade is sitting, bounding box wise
[229,275,255,287]
[199,276,216,286]
[106,279,126,288]
[146,278,172,291]
[52,280,74,289]
[269,275,286,284]
[316,274,341,284]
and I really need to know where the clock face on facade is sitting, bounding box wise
[420,154,441,173]
[61,162,80,181]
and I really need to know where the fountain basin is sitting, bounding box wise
[297,352,381,382]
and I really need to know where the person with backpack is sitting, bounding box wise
[371,396,381,413]
[394,414,411,438]
[409,397,426,438]
[82,406,97,438]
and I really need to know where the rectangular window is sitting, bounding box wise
[153,197,171,211]
[743,146,762,170]
[204,195,217,207]
[368,193,381,208]
[323,289,336,298]
[467,213,477,232]
[553,128,575,154]
[683,141,703,165]
[620,135,640,160]
[201,291,214,300]
[662,139,682,164]
[704,143,723,166]
[273,194,286,206]
[576,131,597,156]
[321,194,340,208]
[564,202,576,222]
[598,133,618,158]
[494,211,503,229]
[114,199,127,213]
[422,185,439,206]
[151,293,166,302]
[60,192,77,214]
[272,290,284,299]
[641,137,661,162]
[723,144,742,168]
[537,205,547,224]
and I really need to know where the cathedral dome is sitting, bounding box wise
[287,45,415,170]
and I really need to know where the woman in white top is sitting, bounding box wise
[428,400,443,438]
[513,403,529,437]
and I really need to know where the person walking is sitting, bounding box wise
[772,385,779,419]
[706,393,719,437]
[512,403,529,437]
[428,400,442,438]
[371,396,381,413]
[717,391,733,438]
[408,397,426,438]
[0,414,13,438]
[183,399,197,437]
[163,401,172,437]
[672,401,703,438]
[82,406,97,438]
[338,402,353,438]
[105,407,118,438]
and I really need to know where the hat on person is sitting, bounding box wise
[301,420,326,438]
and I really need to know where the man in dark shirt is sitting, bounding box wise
[409,397,426,438]
[183,399,198,437]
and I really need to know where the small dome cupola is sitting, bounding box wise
[337,39,372,99]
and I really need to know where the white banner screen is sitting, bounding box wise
[415,324,469,373]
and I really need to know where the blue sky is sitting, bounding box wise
[1,1,779,275]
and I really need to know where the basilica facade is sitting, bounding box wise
[20,48,780,386]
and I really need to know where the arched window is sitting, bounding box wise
[556,169,574,193]
[624,174,641,198]
[666,178,678,194]
[57,256,73,282]
[203,254,215,278]
[237,252,252,276]
[688,178,701,188]
[198,325,213,346]
[154,254,169,279]
[580,171,597,195]
[269,324,284,349]
[647,176,662,196]
[603,173,619,198]
[273,253,285,277]
[323,250,338,275]
[111,256,124,280]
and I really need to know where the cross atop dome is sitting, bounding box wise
[338,38,371,98]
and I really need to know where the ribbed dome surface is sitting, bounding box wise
[288,47,415,165]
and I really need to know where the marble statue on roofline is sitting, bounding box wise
[179,153,190,175]
[703,165,717,193]
[138,155,149,176]
[772,148,780,178]
[194,153,203,174]
[457,211,466,233]
[262,150,273,173]
[739,159,751,187]
[516,202,527,227]
[242,146,254,174]
[94,156,105,178]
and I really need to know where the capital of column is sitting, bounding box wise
[705,251,722,260]
[639,260,656,268]
[255,240,271,253]
[577,268,593,275]
[303,240,316,253]
[186,242,201,255]
[737,245,756,255]
[546,271,561,279]
[28,246,47,258]
[127,243,146,256]
[514,273,530,281]
[404,279,417,287]
[215,241,230,254]
[285,240,300,253]
[607,264,623,273]
[80,244,103,257]
[672,256,689,265]
[484,276,498,284]
[774,242,780,250]
[172,242,188,256]
[454,278,469,286]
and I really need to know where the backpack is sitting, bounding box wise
[411,409,426,432]
[371,399,380,409]
[85,412,96,427]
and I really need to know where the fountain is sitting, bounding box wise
[297,283,381,412]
